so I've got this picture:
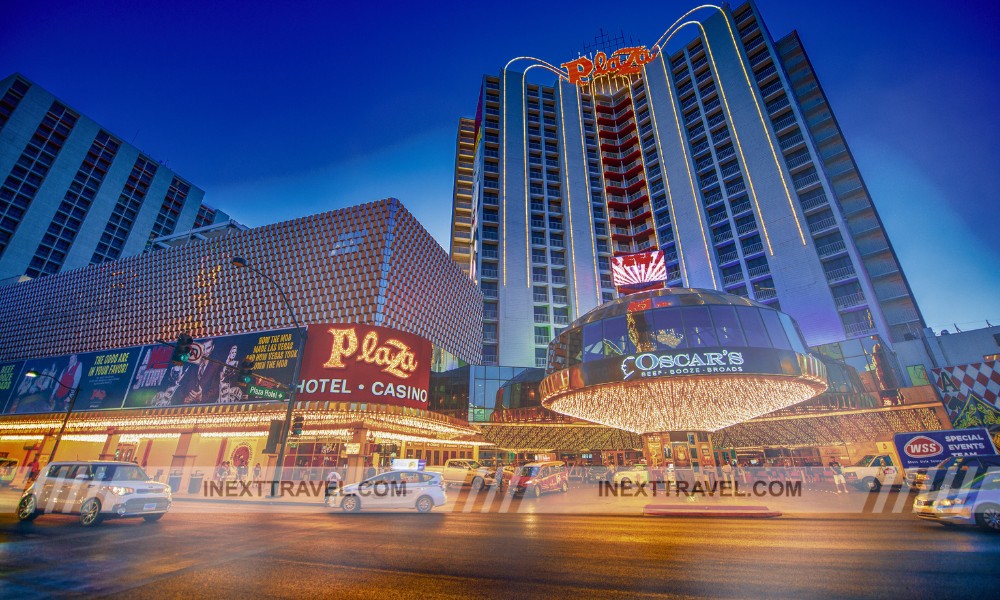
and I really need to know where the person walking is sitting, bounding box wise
[721,460,734,487]
[494,462,505,492]
[325,468,342,501]
[830,460,849,494]
[253,463,262,482]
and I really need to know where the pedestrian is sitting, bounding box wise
[494,462,505,492]
[721,460,734,487]
[829,460,849,494]
[25,456,40,484]
[326,468,342,500]
[253,463,262,482]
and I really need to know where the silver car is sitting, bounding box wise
[327,469,446,513]
[17,461,172,526]
[913,470,1000,532]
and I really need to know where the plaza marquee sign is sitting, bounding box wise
[297,324,432,409]
[561,46,660,86]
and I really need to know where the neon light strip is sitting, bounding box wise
[644,61,689,286]
[627,81,661,252]
[557,81,582,316]
[659,45,718,288]
[575,87,601,300]
[585,83,614,262]
[692,21,775,256]
[715,8,806,245]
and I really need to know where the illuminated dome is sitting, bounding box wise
[540,288,827,433]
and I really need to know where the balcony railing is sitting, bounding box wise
[714,229,734,244]
[809,216,837,233]
[844,321,877,337]
[747,264,770,278]
[723,272,744,286]
[534,335,550,345]
[736,221,757,236]
[816,240,846,257]
[835,292,867,310]
[825,266,857,283]
[743,242,764,256]
[554,315,570,325]
[755,288,777,301]
[718,251,738,264]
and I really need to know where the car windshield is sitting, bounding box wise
[96,465,151,482]
[854,455,876,467]
[519,466,540,476]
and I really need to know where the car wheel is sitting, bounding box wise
[533,485,541,498]
[975,503,1000,532]
[79,498,103,527]
[416,495,434,513]
[863,477,881,492]
[143,513,164,523]
[471,477,484,492]
[561,480,569,493]
[341,495,361,513]
[16,494,39,521]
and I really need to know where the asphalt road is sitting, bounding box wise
[2,500,999,600]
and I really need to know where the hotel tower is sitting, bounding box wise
[449,1,924,369]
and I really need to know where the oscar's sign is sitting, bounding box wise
[562,46,659,86]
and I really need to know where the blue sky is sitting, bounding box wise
[1,0,997,332]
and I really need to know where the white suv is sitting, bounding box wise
[16,461,172,526]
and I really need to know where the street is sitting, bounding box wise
[2,490,998,599]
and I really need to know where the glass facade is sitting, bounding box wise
[429,365,544,423]
[548,288,811,372]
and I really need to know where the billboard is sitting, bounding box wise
[892,428,998,470]
[297,323,432,409]
[0,327,302,414]
[611,251,666,291]
[123,328,300,409]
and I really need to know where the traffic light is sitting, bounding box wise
[291,415,304,437]
[170,332,194,365]
[236,357,254,387]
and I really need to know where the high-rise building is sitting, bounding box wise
[449,1,924,368]
[0,73,213,283]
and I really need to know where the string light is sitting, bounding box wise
[544,374,826,434]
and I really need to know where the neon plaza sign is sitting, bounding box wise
[561,46,660,86]
[621,349,745,379]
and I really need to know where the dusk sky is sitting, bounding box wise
[2,0,997,333]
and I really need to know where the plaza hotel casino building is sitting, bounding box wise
[0,199,493,486]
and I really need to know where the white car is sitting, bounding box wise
[16,461,172,527]
[913,471,1000,532]
[613,464,650,486]
[328,469,446,513]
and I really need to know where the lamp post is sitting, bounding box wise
[24,369,81,464]
[230,256,307,496]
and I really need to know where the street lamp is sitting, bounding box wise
[25,369,81,464]
[230,256,307,496]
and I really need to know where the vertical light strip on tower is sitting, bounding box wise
[626,81,661,252]
[714,5,806,245]
[575,88,602,299]
[658,44,718,288]
[693,21,775,256]
[501,66,509,286]
[557,81,582,315]
[643,62,689,287]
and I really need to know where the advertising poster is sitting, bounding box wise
[297,323,432,409]
[671,442,691,468]
[0,360,25,414]
[123,328,301,408]
[77,348,143,411]
[893,428,999,470]
[4,353,97,414]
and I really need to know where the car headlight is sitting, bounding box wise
[104,486,135,496]
[936,497,966,507]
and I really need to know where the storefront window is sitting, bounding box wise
[652,307,686,349]
[683,306,717,348]
[760,309,792,350]
[710,305,747,347]
[602,316,634,356]
[736,306,771,347]
[582,322,605,362]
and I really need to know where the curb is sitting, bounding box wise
[643,504,781,518]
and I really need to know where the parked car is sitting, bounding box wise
[842,454,906,492]
[509,461,569,498]
[913,471,1000,532]
[328,469,446,513]
[424,459,493,490]
[16,461,171,526]
[613,464,650,486]
[907,455,1000,492]
[0,458,17,487]
[585,465,614,485]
